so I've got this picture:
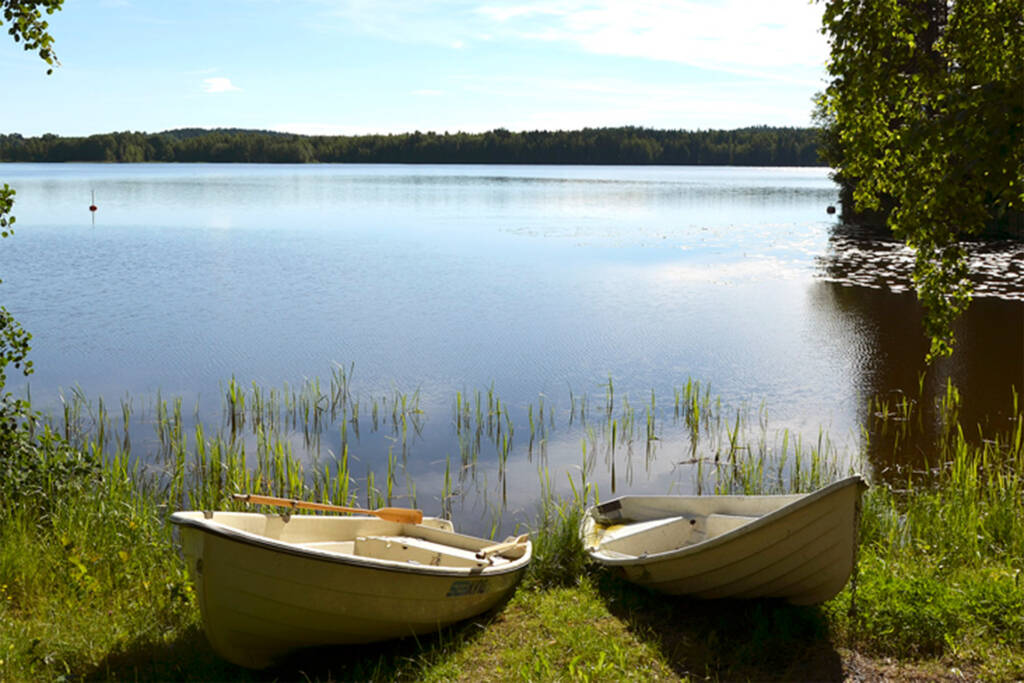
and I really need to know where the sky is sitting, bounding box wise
[2,0,831,137]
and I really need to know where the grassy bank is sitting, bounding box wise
[1,382,1022,681]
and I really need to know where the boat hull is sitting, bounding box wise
[581,475,867,605]
[173,512,530,668]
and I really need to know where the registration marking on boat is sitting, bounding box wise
[447,579,489,597]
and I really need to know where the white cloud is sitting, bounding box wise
[317,1,827,81]
[413,89,444,96]
[478,0,828,83]
[202,77,241,93]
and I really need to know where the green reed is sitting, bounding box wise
[44,370,882,528]
[441,455,454,520]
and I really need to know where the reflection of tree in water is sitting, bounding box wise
[816,222,1024,301]
[807,264,1023,483]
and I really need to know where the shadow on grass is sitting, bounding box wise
[83,607,503,682]
[593,571,846,681]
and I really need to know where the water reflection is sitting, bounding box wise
[814,223,1024,480]
[818,222,1024,301]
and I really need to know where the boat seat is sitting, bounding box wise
[599,516,696,556]
[354,535,488,568]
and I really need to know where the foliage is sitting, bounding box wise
[0,0,63,510]
[0,291,33,463]
[1,0,62,73]
[0,427,97,521]
[0,125,825,166]
[817,0,1024,359]
[1,0,63,237]
[0,471,198,681]
[2,0,63,368]
[1,0,62,242]
[0,305,32,382]
[0,183,14,237]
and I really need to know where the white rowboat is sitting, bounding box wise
[171,511,531,668]
[580,475,867,605]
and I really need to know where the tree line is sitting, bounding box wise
[0,126,823,166]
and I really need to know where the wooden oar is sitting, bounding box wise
[476,533,530,560]
[232,493,424,525]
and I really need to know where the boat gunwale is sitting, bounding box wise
[583,474,866,567]
[171,512,532,578]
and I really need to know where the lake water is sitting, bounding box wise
[1,163,1021,530]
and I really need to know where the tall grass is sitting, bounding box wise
[524,467,596,589]
[826,382,1024,677]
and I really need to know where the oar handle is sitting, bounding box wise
[476,533,530,560]
[232,493,424,524]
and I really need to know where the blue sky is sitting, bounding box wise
[3,0,830,136]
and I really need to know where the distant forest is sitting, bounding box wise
[0,126,823,166]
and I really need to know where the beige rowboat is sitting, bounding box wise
[580,475,867,604]
[171,511,531,668]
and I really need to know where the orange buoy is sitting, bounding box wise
[89,190,98,212]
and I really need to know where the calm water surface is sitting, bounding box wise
[1,163,1020,529]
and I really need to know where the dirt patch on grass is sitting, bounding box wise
[840,650,974,682]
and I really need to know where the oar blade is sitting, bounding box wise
[375,507,425,524]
